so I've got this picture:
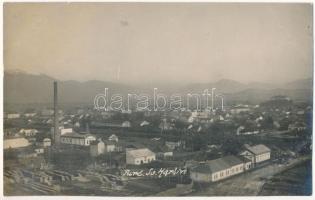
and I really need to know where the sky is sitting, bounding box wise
[4,3,313,84]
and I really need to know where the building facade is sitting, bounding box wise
[240,144,271,165]
[126,148,156,165]
[90,140,105,157]
[60,132,96,146]
[190,155,246,183]
[4,137,30,149]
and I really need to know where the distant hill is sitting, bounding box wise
[285,78,313,90]
[4,71,133,104]
[3,70,313,105]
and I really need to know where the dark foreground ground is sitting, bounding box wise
[259,159,312,196]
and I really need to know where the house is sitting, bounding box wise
[4,137,30,149]
[35,148,44,154]
[7,113,21,119]
[159,119,174,131]
[60,127,73,135]
[288,122,307,132]
[42,138,52,147]
[74,122,80,128]
[60,132,96,146]
[104,140,116,152]
[122,121,131,128]
[108,134,119,142]
[90,140,105,157]
[154,145,173,159]
[165,140,185,150]
[51,126,73,136]
[122,110,132,114]
[230,106,250,114]
[126,148,156,165]
[191,111,211,121]
[24,113,37,117]
[240,144,271,165]
[19,129,38,137]
[140,121,150,127]
[190,155,245,183]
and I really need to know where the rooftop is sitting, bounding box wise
[61,131,95,139]
[191,155,243,174]
[245,144,271,155]
[127,148,155,158]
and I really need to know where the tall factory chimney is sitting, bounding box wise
[53,81,60,144]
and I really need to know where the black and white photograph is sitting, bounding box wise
[2,2,313,197]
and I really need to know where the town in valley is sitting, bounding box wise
[3,77,312,196]
[3,2,313,197]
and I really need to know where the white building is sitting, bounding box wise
[108,134,119,142]
[51,126,73,136]
[165,141,184,150]
[24,113,37,117]
[7,113,21,119]
[19,129,38,137]
[190,155,245,183]
[104,140,116,152]
[35,148,44,154]
[240,144,271,165]
[90,140,105,157]
[140,121,150,127]
[60,132,96,146]
[230,106,250,114]
[122,121,131,128]
[191,111,210,120]
[4,137,30,149]
[42,138,52,147]
[126,148,156,165]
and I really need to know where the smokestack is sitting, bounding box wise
[54,81,60,144]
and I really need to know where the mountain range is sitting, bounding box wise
[4,70,313,105]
